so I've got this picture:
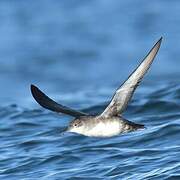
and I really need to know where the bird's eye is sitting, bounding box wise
[74,124,77,127]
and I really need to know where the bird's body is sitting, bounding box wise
[68,116,144,137]
[31,37,162,137]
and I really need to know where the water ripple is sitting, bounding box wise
[1,83,180,179]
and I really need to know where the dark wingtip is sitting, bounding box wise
[158,36,163,44]
[31,84,40,100]
[31,84,37,95]
[156,37,163,48]
[30,84,60,112]
[31,84,37,92]
[30,84,47,107]
[154,37,163,50]
[31,84,36,97]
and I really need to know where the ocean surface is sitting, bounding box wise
[0,1,180,179]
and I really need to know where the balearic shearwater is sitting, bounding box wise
[31,37,162,137]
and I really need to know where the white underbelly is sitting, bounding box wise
[84,121,122,137]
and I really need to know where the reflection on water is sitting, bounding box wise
[0,0,180,179]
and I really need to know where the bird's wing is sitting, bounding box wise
[100,37,162,118]
[31,84,88,117]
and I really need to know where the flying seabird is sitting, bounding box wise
[31,37,162,137]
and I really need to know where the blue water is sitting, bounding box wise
[0,1,180,179]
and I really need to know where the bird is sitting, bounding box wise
[31,37,162,137]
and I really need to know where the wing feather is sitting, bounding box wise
[100,37,162,117]
[31,84,88,117]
